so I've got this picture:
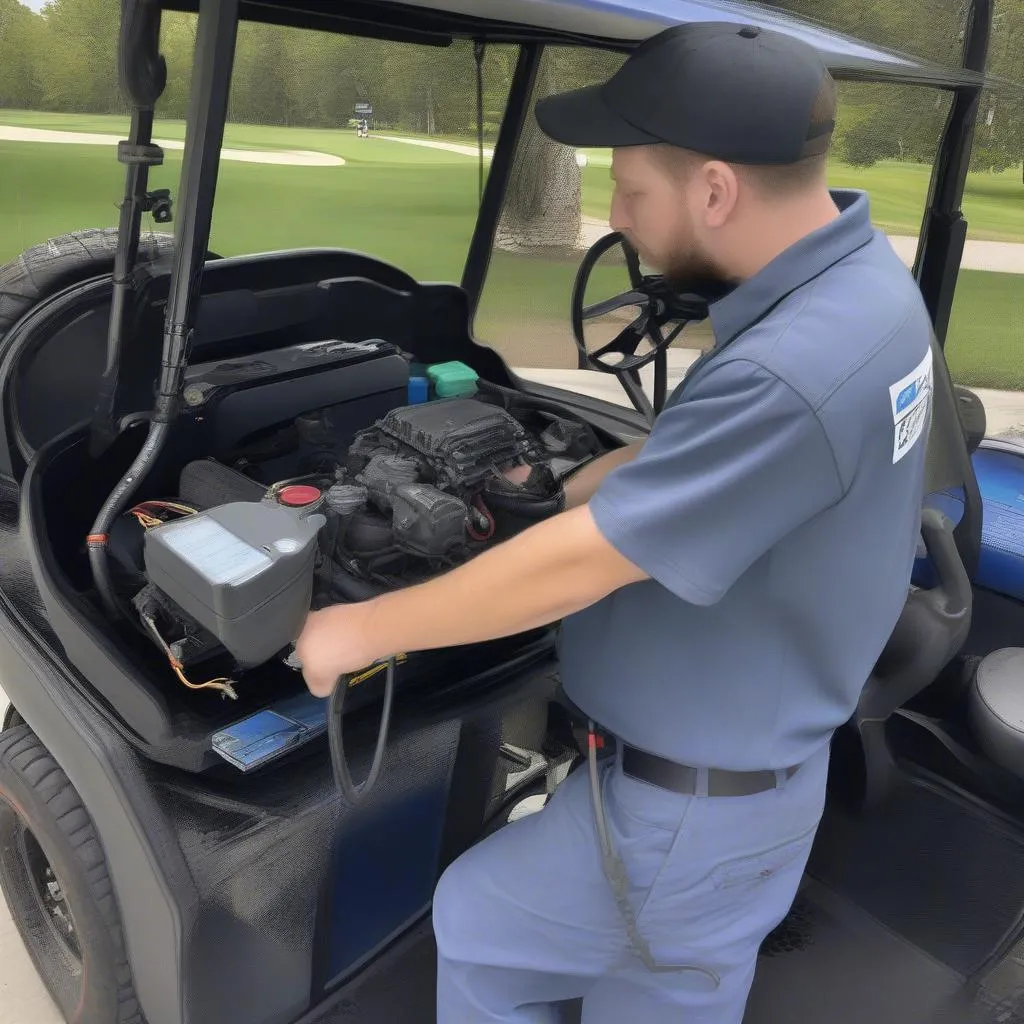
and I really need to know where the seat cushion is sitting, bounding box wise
[969,647,1024,779]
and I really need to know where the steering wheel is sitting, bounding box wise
[570,232,711,422]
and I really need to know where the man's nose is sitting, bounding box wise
[609,193,629,233]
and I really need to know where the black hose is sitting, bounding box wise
[327,658,397,805]
[87,421,171,619]
[119,0,167,108]
[483,487,564,519]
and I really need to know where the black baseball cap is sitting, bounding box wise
[534,22,835,165]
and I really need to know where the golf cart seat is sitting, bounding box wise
[852,506,973,808]
[848,344,976,810]
[969,649,1024,779]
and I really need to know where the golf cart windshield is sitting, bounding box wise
[2,0,1018,424]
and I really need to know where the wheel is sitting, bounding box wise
[0,724,142,1023]
[2,704,24,731]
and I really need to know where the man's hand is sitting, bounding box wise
[293,504,647,698]
[295,602,378,698]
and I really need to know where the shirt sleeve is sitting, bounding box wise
[589,358,845,606]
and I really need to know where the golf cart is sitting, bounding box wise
[0,0,1020,1022]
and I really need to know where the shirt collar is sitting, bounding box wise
[708,189,876,346]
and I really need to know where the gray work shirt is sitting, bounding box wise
[559,189,935,771]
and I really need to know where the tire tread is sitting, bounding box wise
[0,725,143,1023]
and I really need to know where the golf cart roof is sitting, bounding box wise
[162,0,995,89]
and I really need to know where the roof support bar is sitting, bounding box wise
[460,42,543,317]
[86,0,239,618]
[90,0,168,458]
[914,0,994,346]
[912,0,993,582]
[160,0,239,414]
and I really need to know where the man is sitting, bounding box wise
[296,21,934,1023]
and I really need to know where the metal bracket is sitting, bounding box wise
[117,140,164,167]
[142,189,173,224]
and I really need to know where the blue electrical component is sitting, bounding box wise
[407,375,430,404]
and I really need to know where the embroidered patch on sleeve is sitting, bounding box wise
[889,347,933,465]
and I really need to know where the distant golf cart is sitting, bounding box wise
[0,2,1022,1024]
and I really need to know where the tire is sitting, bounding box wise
[0,227,177,341]
[2,704,24,731]
[0,724,143,1023]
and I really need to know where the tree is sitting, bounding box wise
[777,0,1023,173]
[0,0,47,109]
[2,0,1020,177]
[38,0,122,113]
[495,47,621,253]
[158,11,198,120]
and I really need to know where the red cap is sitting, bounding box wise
[278,484,322,507]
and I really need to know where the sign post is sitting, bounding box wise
[354,102,373,138]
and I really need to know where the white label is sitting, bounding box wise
[889,346,933,464]
[158,516,272,586]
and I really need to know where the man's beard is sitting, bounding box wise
[660,244,733,301]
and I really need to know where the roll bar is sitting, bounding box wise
[93,0,993,602]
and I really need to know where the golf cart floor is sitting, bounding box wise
[307,772,1024,1024]
[304,878,1018,1024]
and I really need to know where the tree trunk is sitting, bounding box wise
[495,56,582,254]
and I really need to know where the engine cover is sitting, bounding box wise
[350,398,538,490]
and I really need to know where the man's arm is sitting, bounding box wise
[295,504,647,696]
[563,441,643,509]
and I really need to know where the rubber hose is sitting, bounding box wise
[327,658,396,805]
[87,421,170,619]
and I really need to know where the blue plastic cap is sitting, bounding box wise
[407,376,430,404]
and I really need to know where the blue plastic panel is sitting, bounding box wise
[913,447,1024,600]
[971,448,1024,600]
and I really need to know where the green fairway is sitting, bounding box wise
[3,110,1022,242]
[580,156,1024,244]
[945,269,1024,391]
[0,139,481,282]
[0,110,1020,389]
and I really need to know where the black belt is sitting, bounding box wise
[622,744,801,797]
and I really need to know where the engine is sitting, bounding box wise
[111,389,604,694]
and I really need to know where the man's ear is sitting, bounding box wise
[701,161,740,228]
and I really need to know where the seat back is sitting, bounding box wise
[850,335,977,808]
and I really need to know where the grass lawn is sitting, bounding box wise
[580,157,1024,244]
[0,110,1020,388]
[945,269,1024,390]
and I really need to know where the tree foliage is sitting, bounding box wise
[0,0,1019,172]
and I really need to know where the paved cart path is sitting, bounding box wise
[0,124,346,166]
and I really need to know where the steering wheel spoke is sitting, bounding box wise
[570,230,712,423]
[591,314,650,364]
[582,290,649,321]
[617,366,655,421]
